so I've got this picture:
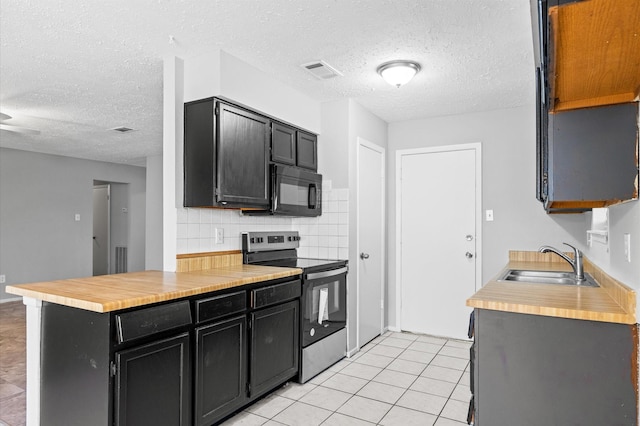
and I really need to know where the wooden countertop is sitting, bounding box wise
[6,265,302,313]
[467,251,636,324]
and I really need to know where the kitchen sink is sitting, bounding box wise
[498,269,599,287]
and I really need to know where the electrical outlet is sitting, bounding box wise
[624,233,631,263]
[74,213,81,221]
[215,228,224,244]
[0,275,6,284]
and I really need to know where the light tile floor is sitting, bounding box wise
[222,331,472,426]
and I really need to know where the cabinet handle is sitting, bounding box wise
[465,252,474,259]
[308,184,317,209]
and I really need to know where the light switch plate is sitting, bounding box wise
[485,209,494,221]
[74,213,81,221]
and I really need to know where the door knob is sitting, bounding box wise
[465,252,474,259]
[360,253,370,260]
[466,234,474,241]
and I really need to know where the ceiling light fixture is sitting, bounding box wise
[377,60,421,88]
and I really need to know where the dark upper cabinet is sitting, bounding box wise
[271,122,318,171]
[296,130,318,171]
[184,98,270,208]
[532,0,640,213]
[271,122,297,166]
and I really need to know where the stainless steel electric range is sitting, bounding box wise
[242,231,348,383]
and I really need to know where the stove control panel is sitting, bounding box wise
[242,231,300,252]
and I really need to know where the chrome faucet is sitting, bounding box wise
[539,242,585,282]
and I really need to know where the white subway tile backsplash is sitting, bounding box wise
[187,208,200,224]
[187,223,200,239]
[176,186,350,259]
[177,208,189,224]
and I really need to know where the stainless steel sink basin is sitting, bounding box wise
[498,269,599,287]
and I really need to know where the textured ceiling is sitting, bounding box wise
[0,0,535,166]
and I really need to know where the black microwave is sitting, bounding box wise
[271,165,322,217]
[243,165,322,217]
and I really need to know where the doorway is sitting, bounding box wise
[396,143,481,340]
[357,137,386,348]
[93,184,110,276]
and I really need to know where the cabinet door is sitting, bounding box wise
[296,131,318,171]
[249,300,299,398]
[271,122,297,165]
[215,101,270,207]
[114,333,191,426]
[195,316,247,426]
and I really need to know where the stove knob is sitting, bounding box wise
[288,236,292,241]
[259,237,264,243]
[250,237,255,243]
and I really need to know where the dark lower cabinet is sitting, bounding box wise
[195,316,247,426]
[38,277,301,426]
[473,309,638,425]
[250,300,299,398]
[114,333,191,426]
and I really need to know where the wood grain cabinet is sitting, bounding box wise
[472,309,638,425]
[271,122,318,171]
[184,98,270,208]
[531,0,640,213]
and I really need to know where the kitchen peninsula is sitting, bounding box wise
[7,254,302,426]
[466,251,637,425]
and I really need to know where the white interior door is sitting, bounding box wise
[357,138,385,347]
[398,144,480,340]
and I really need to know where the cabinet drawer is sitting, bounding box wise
[115,301,192,344]
[196,290,246,323]
[251,280,301,309]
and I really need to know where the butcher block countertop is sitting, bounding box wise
[6,264,302,313]
[467,251,636,324]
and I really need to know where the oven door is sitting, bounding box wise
[301,266,347,347]
[273,165,322,217]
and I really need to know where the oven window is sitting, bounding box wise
[302,275,346,347]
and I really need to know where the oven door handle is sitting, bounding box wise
[306,266,348,280]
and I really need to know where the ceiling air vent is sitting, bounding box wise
[301,60,343,80]
[111,126,135,133]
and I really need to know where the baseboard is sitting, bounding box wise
[0,296,22,304]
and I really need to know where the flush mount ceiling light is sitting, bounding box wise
[376,60,421,88]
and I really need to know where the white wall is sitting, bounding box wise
[0,147,146,300]
[145,154,163,270]
[387,105,595,329]
[320,98,388,352]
